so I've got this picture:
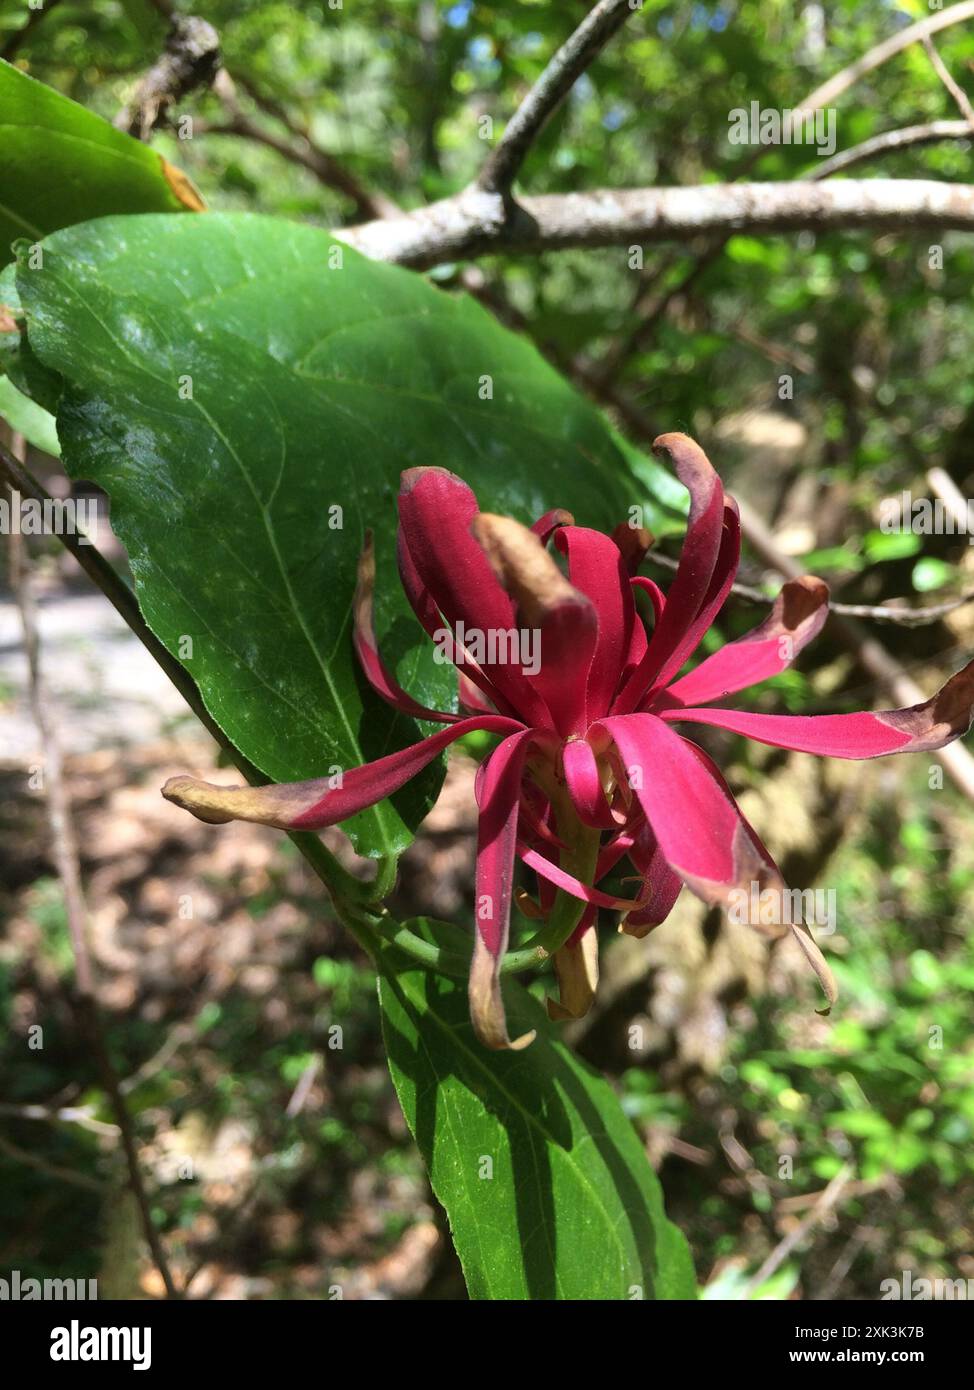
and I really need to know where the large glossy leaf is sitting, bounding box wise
[16,211,683,856]
[378,949,696,1300]
[0,59,200,265]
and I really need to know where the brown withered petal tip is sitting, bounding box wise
[472,512,591,625]
[161,774,236,824]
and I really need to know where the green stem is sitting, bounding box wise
[364,913,551,977]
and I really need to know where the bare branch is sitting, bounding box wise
[797,0,974,116]
[803,121,974,181]
[116,15,221,140]
[339,179,974,269]
[743,1163,854,1298]
[643,549,974,626]
[922,33,974,125]
[203,69,399,221]
[477,0,636,194]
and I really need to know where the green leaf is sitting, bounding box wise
[378,954,697,1300]
[17,211,682,857]
[0,373,59,455]
[0,59,199,265]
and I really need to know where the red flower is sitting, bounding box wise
[163,434,974,1050]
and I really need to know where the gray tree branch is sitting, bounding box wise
[477,0,637,194]
[339,178,974,268]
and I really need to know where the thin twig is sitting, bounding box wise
[921,34,974,125]
[5,436,179,1299]
[797,1,974,116]
[0,1101,119,1137]
[204,69,398,220]
[0,1132,108,1194]
[477,0,636,194]
[643,549,974,626]
[804,120,974,181]
[742,1162,854,1297]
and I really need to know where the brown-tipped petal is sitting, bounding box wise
[663,574,830,708]
[532,507,575,543]
[787,921,838,1016]
[471,512,588,627]
[611,521,654,576]
[162,715,525,832]
[161,775,304,826]
[546,927,599,1022]
[469,933,536,1051]
[663,653,974,760]
[874,655,974,752]
[472,511,598,735]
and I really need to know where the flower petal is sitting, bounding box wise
[519,845,648,909]
[646,498,741,692]
[473,512,597,736]
[592,712,783,908]
[547,924,599,1022]
[562,735,618,829]
[398,467,551,725]
[161,714,524,830]
[532,507,574,543]
[621,821,683,938]
[353,531,458,723]
[662,656,974,757]
[612,433,727,711]
[469,728,539,1051]
[554,525,635,723]
[612,521,654,576]
[661,575,830,708]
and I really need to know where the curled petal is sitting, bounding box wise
[354,531,457,723]
[613,433,727,711]
[532,507,575,543]
[621,822,683,938]
[162,714,524,831]
[473,512,597,735]
[555,525,635,724]
[662,575,830,708]
[662,655,974,758]
[547,922,599,1023]
[470,728,539,1051]
[562,736,619,829]
[398,468,551,726]
[632,574,666,625]
[612,521,654,576]
[647,498,741,693]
